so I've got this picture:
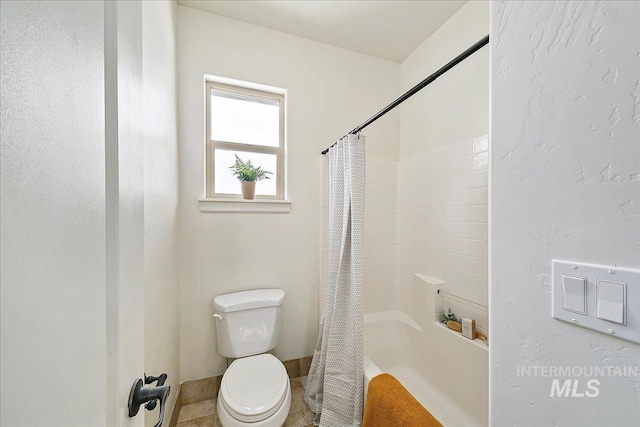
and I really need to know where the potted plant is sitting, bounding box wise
[229,154,272,200]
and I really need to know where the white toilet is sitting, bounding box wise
[213,289,291,427]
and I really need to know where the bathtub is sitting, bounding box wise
[364,310,487,427]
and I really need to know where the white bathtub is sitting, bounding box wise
[364,310,487,427]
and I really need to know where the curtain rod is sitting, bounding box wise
[321,34,489,155]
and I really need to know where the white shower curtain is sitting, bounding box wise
[305,134,366,427]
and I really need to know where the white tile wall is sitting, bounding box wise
[319,136,488,331]
[364,159,399,314]
[320,157,398,317]
[397,135,489,331]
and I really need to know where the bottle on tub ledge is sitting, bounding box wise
[461,317,477,340]
[462,317,489,345]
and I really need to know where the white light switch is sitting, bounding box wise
[553,260,640,344]
[597,280,626,325]
[562,275,586,314]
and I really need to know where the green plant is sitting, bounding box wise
[439,309,460,324]
[229,155,272,182]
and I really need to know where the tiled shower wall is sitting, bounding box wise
[362,159,399,313]
[397,136,489,332]
[320,158,399,316]
[320,137,488,330]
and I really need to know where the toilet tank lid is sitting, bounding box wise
[213,289,285,313]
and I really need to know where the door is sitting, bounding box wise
[1,1,146,426]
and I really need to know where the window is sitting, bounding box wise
[206,82,285,200]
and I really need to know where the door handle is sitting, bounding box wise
[128,376,170,427]
[144,373,168,410]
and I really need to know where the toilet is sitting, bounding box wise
[213,289,291,427]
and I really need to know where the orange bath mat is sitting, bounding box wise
[362,373,443,427]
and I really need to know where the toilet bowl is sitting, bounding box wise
[212,289,290,427]
[216,354,291,427]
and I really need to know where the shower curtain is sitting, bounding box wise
[305,134,366,427]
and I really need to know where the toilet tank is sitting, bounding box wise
[213,289,285,358]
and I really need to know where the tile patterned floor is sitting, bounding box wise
[176,376,314,427]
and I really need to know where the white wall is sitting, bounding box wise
[398,0,489,310]
[397,135,489,326]
[177,5,400,381]
[361,159,400,314]
[142,1,180,425]
[491,1,640,426]
[0,1,108,425]
[400,0,489,158]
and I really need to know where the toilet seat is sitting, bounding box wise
[219,354,289,423]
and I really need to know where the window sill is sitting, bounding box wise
[198,198,291,213]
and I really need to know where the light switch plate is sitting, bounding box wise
[552,260,640,344]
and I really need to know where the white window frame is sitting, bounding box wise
[205,81,285,200]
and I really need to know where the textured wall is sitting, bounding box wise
[491,1,640,425]
[0,2,109,425]
[142,1,180,425]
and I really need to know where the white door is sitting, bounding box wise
[1,1,147,426]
